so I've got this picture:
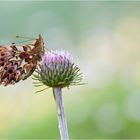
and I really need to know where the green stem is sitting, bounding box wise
[53,87,69,140]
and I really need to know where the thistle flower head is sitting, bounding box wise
[33,50,83,90]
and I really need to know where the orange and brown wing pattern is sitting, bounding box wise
[0,46,22,86]
[0,34,45,86]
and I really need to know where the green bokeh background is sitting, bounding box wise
[0,1,140,139]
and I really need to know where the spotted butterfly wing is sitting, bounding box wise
[0,34,45,86]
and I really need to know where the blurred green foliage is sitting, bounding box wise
[0,1,140,139]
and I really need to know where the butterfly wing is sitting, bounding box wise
[0,46,23,86]
[0,34,45,86]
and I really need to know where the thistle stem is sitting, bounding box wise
[53,87,69,140]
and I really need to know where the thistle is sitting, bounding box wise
[33,50,83,140]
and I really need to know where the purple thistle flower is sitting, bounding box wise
[33,50,83,89]
[43,50,72,65]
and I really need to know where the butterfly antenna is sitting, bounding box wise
[16,35,36,40]
[12,35,37,45]
[12,39,36,45]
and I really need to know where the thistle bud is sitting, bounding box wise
[33,50,83,89]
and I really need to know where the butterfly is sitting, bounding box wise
[0,34,45,86]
